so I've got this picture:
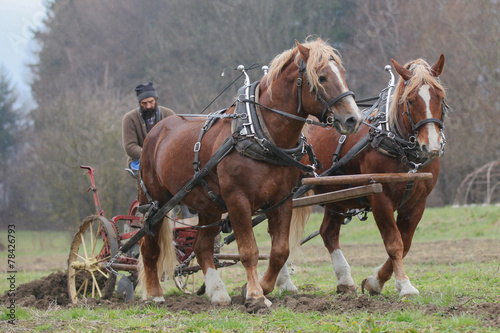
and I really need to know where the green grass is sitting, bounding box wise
[5,298,498,332]
[1,205,500,332]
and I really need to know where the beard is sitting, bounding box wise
[140,101,157,118]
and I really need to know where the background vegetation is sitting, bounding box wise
[1,0,499,229]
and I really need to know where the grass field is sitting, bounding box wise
[1,205,500,332]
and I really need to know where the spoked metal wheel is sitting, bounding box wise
[174,258,198,294]
[67,215,119,303]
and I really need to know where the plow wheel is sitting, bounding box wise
[174,258,198,294]
[67,215,119,304]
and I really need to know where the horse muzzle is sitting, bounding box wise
[418,129,446,160]
[326,110,362,135]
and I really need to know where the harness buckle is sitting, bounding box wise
[309,168,319,178]
[193,142,201,153]
[338,135,346,144]
[408,162,420,173]
[297,77,302,87]
[325,114,335,127]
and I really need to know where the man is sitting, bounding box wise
[122,81,175,171]
[122,81,196,220]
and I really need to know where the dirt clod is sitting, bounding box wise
[1,239,499,329]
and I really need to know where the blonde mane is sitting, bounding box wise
[266,38,343,99]
[388,59,446,129]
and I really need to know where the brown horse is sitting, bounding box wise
[137,38,363,306]
[289,55,447,297]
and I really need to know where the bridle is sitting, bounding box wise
[401,80,448,154]
[297,59,355,125]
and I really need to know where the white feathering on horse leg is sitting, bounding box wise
[331,249,355,287]
[395,278,419,297]
[275,263,298,293]
[153,296,165,302]
[205,268,231,305]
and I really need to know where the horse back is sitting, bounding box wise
[140,115,230,206]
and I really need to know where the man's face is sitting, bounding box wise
[140,97,157,115]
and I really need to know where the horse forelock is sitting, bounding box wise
[388,59,446,128]
[304,39,343,95]
[266,38,343,99]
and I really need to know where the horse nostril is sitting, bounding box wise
[345,116,358,129]
[421,144,428,153]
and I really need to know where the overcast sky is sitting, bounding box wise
[0,0,47,103]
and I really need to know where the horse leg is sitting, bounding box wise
[193,214,231,306]
[275,262,298,293]
[364,203,425,297]
[320,205,357,294]
[260,204,294,298]
[138,219,170,302]
[274,204,312,293]
[362,198,419,297]
[225,201,269,305]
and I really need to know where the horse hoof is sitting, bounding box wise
[244,297,272,314]
[241,283,247,297]
[153,296,165,303]
[278,283,298,294]
[396,279,420,298]
[400,291,419,299]
[361,278,380,296]
[211,297,232,306]
[361,279,368,294]
[208,288,232,306]
[337,284,357,295]
[196,283,206,296]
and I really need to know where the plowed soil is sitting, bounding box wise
[2,239,500,328]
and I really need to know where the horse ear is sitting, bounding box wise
[295,40,310,61]
[431,54,445,77]
[391,59,412,81]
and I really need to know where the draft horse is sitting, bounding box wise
[137,38,362,306]
[291,54,447,297]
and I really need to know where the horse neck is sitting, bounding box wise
[258,81,306,148]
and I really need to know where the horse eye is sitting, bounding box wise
[319,76,327,83]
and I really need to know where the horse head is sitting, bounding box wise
[266,38,362,135]
[391,54,447,159]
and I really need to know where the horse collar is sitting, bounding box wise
[231,82,317,173]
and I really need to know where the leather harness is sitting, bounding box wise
[294,85,449,223]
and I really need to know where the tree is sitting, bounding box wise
[341,0,500,205]
[21,0,355,229]
[0,67,18,160]
[11,0,499,228]
[0,67,20,226]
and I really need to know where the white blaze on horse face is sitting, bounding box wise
[418,85,441,153]
[328,61,358,112]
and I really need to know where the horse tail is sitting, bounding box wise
[137,217,177,299]
[289,190,314,257]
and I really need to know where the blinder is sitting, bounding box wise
[297,59,355,124]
